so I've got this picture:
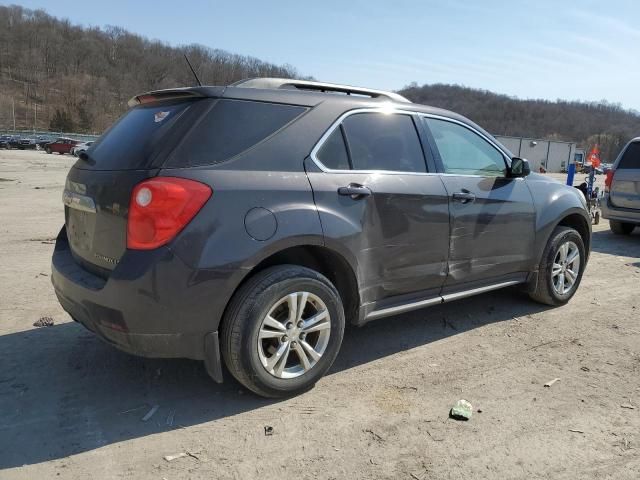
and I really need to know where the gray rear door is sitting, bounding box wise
[305,111,450,307]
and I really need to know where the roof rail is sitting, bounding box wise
[231,78,411,103]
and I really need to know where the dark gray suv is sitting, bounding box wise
[52,78,591,397]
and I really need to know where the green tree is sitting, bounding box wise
[49,109,75,132]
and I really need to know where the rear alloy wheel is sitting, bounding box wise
[257,292,331,379]
[529,226,585,306]
[610,220,635,235]
[220,265,345,398]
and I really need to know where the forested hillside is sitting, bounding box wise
[2,5,639,162]
[0,5,303,133]
[400,83,640,162]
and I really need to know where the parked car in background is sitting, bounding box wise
[603,138,640,235]
[71,141,94,156]
[18,137,37,150]
[35,136,52,149]
[44,137,79,154]
[52,78,592,398]
[0,135,22,149]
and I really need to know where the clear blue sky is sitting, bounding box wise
[13,0,640,110]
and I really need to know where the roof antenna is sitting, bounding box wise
[183,54,202,86]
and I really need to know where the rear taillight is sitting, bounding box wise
[127,177,212,250]
[605,169,615,193]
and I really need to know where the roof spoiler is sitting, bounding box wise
[231,78,412,103]
[127,88,210,108]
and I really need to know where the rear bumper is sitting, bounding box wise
[51,227,226,380]
[602,194,640,224]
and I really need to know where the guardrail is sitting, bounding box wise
[0,129,100,142]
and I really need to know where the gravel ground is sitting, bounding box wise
[0,149,638,479]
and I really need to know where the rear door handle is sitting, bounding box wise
[338,184,372,199]
[452,191,476,204]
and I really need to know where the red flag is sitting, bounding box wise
[586,145,601,168]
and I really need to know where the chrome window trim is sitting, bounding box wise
[309,107,512,176]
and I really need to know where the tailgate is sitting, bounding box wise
[62,97,206,276]
[64,168,158,275]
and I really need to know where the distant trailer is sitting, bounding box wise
[495,135,577,173]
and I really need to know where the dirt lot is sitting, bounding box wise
[1,149,639,479]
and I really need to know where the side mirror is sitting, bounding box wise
[510,157,530,177]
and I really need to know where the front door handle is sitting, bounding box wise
[452,191,476,204]
[338,184,372,199]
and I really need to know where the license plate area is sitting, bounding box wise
[64,189,97,253]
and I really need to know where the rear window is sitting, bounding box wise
[87,100,195,170]
[618,142,640,169]
[166,99,306,167]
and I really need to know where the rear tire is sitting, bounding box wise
[610,220,635,235]
[529,226,585,306]
[220,265,345,398]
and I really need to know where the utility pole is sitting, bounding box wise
[34,103,38,133]
[12,98,16,132]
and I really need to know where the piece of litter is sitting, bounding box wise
[544,378,561,388]
[620,404,636,410]
[580,366,590,372]
[33,316,54,328]
[186,451,200,460]
[364,428,385,442]
[569,429,584,433]
[264,425,274,436]
[449,399,473,421]
[163,453,187,462]
[142,405,159,422]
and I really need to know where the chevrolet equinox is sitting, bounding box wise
[52,78,591,397]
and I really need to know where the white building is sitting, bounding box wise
[495,135,577,173]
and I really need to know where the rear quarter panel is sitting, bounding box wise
[155,102,347,330]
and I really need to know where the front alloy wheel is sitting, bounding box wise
[551,241,580,296]
[529,226,586,306]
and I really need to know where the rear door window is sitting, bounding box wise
[167,99,306,167]
[86,100,195,170]
[618,142,640,169]
[341,113,427,172]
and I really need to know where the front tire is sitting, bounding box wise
[45,147,51,154]
[220,265,345,398]
[529,226,586,306]
[610,220,635,235]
